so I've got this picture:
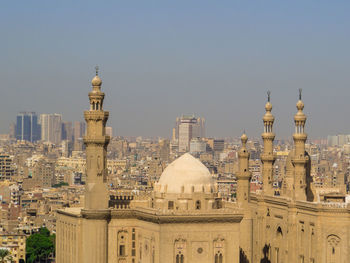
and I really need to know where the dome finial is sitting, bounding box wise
[241,132,248,145]
[299,88,302,100]
[91,66,102,87]
[95,65,99,76]
[267,90,271,102]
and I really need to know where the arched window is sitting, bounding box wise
[96,102,99,110]
[117,230,128,257]
[195,200,201,210]
[176,253,184,263]
[215,252,223,263]
[92,102,95,110]
[327,235,341,263]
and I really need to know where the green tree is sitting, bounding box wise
[26,227,55,263]
[0,248,12,263]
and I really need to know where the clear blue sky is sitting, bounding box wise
[1,1,350,139]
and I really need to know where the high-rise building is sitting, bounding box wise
[177,115,205,153]
[15,112,41,142]
[61,121,73,142]
[40,113,62,144]
[74,121,86,141]
[174,115,205,140]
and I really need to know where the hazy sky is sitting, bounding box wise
[1,1,350,139]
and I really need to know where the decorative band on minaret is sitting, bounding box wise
[291,89,309,201]
[83,67,110,210]
[236,133,252,204]
[261,91,276,196]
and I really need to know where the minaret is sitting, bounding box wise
[291,89,308,201]
[260,91,276,195]
[84,66,110,209]
[81,68,110,263]
[236,133,252,205]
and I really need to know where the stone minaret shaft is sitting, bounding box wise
[261,92,276,195]
[84,68,110,210]
[237,133,252,204]
[291,89,308,200]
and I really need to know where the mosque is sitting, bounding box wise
[56,71,349,263]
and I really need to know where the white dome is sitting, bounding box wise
[156,153,214,194]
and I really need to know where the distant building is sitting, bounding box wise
[32,159,56,188]
[0,234,26,263]
[74,121,85,141]
[15,112,40,142]
[40,113,62,144]
[105,126,113,137]
[61,121,73,142]
[73,121,86,151]
[158,139,170,162]
[177,115,205,153]
[0,155,15,181]
[189,137,206,155]
[205,138,225,153]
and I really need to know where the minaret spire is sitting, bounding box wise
[83,68,110,209]
[291,89,309,200]
[261,91,276,195]
[236,132,252,205]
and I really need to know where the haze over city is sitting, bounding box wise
[1,1,350,138]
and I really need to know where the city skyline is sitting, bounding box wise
[1,1,350,138]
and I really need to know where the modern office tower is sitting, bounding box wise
[178,115,197,152]
[0,154,15,181]
[40,113,62,144]
[15,112,41,142]
[174,115,205,140]
[177,115,205,153]
[196,117,206,138]
[73,121,86,141]
[61,121,73,142]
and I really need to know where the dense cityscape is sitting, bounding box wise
[2,1,350,262]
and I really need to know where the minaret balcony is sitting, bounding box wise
[83,136,110,145]
[292,133,307,140]
[261,153,276,162]
[291,156,308,164]
[84,111,109,121]
[261,133,275,140]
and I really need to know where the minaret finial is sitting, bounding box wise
[95,65,99,76]
[299,88,302,100]
[267,90,271,102]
